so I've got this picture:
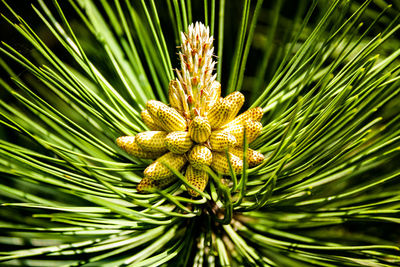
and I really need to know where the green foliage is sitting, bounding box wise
[1,0,400,266]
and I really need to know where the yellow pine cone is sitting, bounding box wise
[206,97,223,127]
[137,176,176,193]
[223,120,262,146]
[209,130,237,152]
[144,152,187,180]
[221,107,263,129]
[135,131,168,153]
[244,120,263,144]
[188,116,212,143]
[141,110,163,131]
[165,131,193,154]
[146,100,168,121]
[116,136,163,159]
[207,92,244,129]
[207,98,233,129]
[220,124,244,146]
[224,91,245,122]
[211,151,243,175]
[117,23,267,195]
[230,147,265,167]
[188,145,212,170]
[157,105,187,132]
[248,150,264,167]
[185,165,209,197]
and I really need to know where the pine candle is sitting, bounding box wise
[117,22,264,197]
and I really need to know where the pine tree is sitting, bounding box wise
[0,1,399,266]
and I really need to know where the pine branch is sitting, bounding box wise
[0,0,399,266]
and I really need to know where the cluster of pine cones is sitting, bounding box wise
[117,22,264,196]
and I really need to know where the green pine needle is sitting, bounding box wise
[1,0,400,266]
